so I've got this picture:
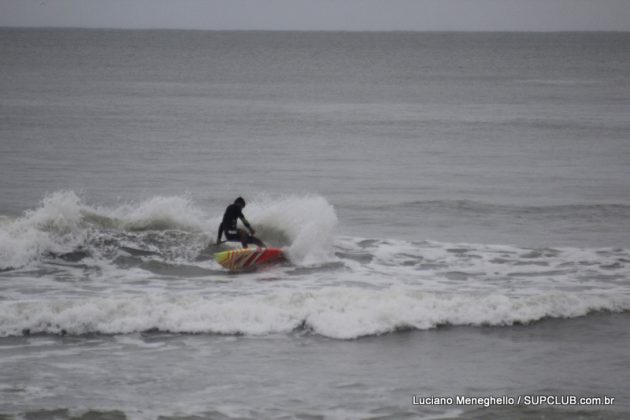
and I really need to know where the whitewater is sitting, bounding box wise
[2,191,628,341]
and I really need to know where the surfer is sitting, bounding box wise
[216,197,266,248]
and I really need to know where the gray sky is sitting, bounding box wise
[1,0,629,31]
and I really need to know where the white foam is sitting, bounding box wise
[0,191,89,269]
[245,194,338,264]
[3,192,629,340]
[2,287,628,339]
[0,191,339,269]
[109,195,208,231]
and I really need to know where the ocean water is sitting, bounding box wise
[1,29,630,419]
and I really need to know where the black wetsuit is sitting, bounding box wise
[219,203,251,241]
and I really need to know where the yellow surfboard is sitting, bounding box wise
[214,247,285,271]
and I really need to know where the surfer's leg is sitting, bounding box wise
[237,229,249,248]
[223,230,246,247]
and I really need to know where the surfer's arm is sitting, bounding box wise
[239,216,255,234]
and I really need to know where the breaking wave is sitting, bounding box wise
[1,191,629,340]
[2,287,629,339]
[0,190,337,270]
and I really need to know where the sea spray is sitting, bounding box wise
[111,195,209,232]
[0,191,89,269]
[0,191,339,269]
[246,194,338,264]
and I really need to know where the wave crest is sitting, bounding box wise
[0,191,338,269]
[3,288,628,339]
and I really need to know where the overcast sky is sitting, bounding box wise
[1,0,629,31]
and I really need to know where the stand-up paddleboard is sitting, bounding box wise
[214,247,285,272]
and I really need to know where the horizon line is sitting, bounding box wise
[2,26,629,34]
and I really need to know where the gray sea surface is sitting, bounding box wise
[1,29,630,419]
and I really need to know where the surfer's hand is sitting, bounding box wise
[249,228,256,235]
